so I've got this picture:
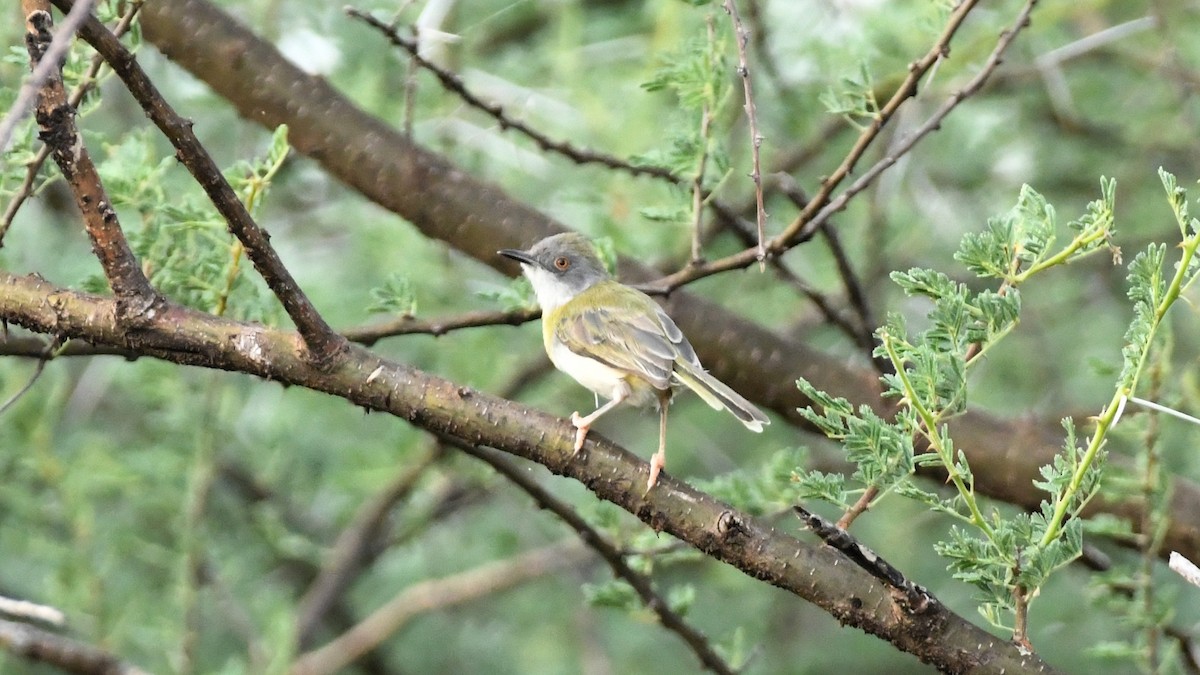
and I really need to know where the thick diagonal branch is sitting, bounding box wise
[0,271,1060,674]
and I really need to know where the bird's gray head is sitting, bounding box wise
[498,233,611,312]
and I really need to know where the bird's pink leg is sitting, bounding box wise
[569,386,628,455]
[646,392,671,490]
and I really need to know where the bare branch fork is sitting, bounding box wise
[50,0,347,367]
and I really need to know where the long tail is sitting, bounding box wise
[673,361,770,432]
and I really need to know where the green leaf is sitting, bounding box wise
[367,274,417,316]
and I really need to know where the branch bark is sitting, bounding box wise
[0,271,1061,673]
[51,0,346,366]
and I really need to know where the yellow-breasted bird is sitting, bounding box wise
[499,232,769,489]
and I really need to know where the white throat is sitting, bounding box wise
[523,264,579,313]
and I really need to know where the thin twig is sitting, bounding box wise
[56,0,347,366]
[0,618,151,675]
[0,334,59,416]
[0,0,95,152]
[289,541,591,675]
[1,1,142,247]
[459,444,737,675]
[722,0,767,262]
[342,306,540,346]
[648,0,1041,295]
[345,7,678,183]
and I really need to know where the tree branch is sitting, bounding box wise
[0,271,1063,673]
[20,0,160,318]
[56,0,1200,572]
[0,618,151,675]
[51,0,347,367]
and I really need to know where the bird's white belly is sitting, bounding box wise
[550,341,626,399]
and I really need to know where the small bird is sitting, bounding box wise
[499,232,770,489]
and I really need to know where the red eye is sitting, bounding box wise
[554,256,570,270]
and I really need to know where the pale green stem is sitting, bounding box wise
[881,331,994,539]
[1014,226,1111,283]
[1040,232,1200,546]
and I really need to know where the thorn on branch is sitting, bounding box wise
[794,505,935,613]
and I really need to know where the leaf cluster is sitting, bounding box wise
[796,180,1122,634]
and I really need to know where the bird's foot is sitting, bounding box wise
[646,451,665,492]
[569,411,590,454]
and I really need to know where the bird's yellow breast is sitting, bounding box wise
[542,293,661,408]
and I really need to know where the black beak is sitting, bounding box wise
[498,248,537,266]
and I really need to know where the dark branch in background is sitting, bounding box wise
[345,8,678,183]
[0,273,1063,674]
[1,0,141,247]
[52,0,347,367]
[0,618,150,675]
[216,459,333,540]
[131,0,1200,566]
[457,443,736,675]
[22,0,160,316]
[722,0,768,260]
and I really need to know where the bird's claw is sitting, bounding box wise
[645,452,665,492]
[569,411,589,454]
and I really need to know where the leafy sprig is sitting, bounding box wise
[797,179,1125,640]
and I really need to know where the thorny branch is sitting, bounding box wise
[53,0,347,366]
[649,0,1039,294]
[722,0,768,260]
[1,0,142,246]
[22,0,160,316]
[345,7,678,183]
[458,444,737,675]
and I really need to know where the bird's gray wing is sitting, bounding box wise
[554,296,684,390]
